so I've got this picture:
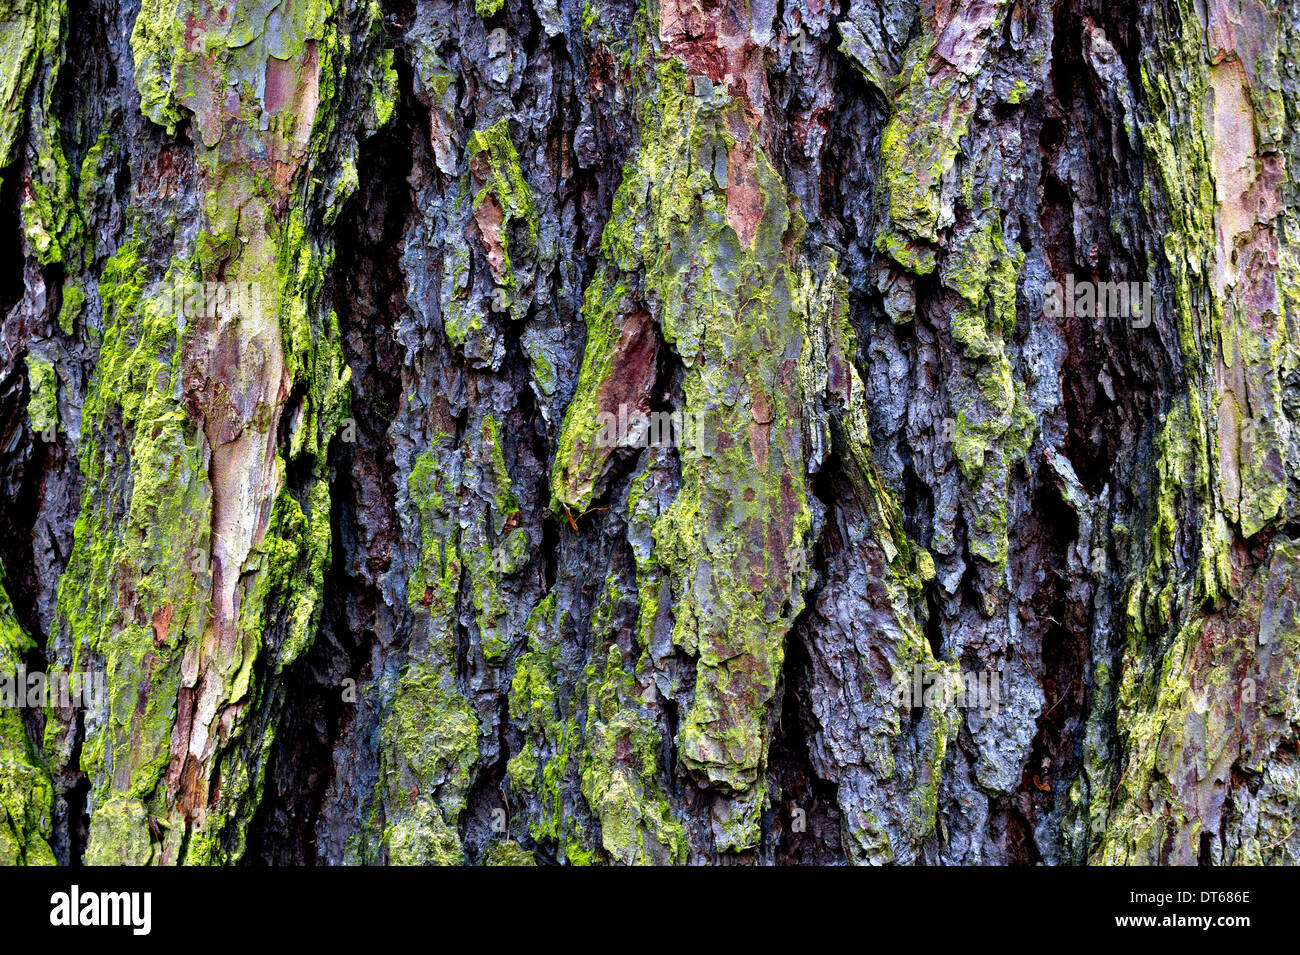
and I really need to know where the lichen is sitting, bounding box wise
[552,57,816,848]
[1090,0,1299,863]
[0,561,56,866]
[578,580,686,865]
[482,838,537,865]
[442,118,539,351]
[550,272,634,511]
[506,592,600,862]
[941,213,1034,578]
[24,353,57,436]
[55,0,390,864]
[376,434,484,864]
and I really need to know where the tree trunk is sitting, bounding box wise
[1,0,1298,866]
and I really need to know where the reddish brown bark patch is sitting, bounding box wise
[472,191,508,282]
[152,605,173,648]
[594,309,659,421]
[725,124,764,248]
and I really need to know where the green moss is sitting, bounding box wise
[61,0,390,863]
[552,58,817,849]
[24,354,57,435]
[83,798,153,865]
[379,658,479,864]
[580,642,687,864]
[467,118,539,256]
[482,839,537,865]
[936,211,1035,577]
[379,423,517,863]
[483,414,520,519]
[57,282,85,335]
[1088,0,1299,861]
[377,447,477,862]
[0,561,56,866]
[58,240,209,838]
[406,450,461,614]
[386,801,465,865]
[0,0,58,185]
[242,481,334,674]
[367,47,399,131]
[550,271,629,511]
[507,569,687,865]
[1100,540,1300,863]
[13,0,84,271]
[506,593,594,859]
[874,33,972,273]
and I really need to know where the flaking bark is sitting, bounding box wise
[1,0,1298,865]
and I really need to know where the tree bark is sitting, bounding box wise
[1,0,1298,865]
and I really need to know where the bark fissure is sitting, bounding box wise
[2,0,1299,866]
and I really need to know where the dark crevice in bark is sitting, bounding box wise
[1013,477,1087,837]
[248,45,419,863]
[58,709,90,866]
[813,39,885,282]
[0,168,23,319]
[999,795,1042,866]
[246,474,368,865]
[773,446,847,864]
[59,0,114,177]
[0,402,44,639]
[1030,3,1164,864]
[462,691,513,862]
[769,626,845,865]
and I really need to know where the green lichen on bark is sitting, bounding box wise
[550,272,632,512]
[370,437,479,864]
[0,562,56,866]
[553,55,816,849]
[1090,0,1300,863]
[622,67,812,795]
[1101,539,1300,863]
[507,573,686,864]
[578,577,686,865]
[0,0,56,180]
[379,660,479,865]
[873,2,1009,274]
[10,0,1300,871]
[445,117,539,348]
[876,51,966,274]
[942,212,1034,578]
[506,592,599,863]
[372,404,529,862]
[8,0,85,275]
[56,238,211,858]
[24,352,57,435]
[44,0,391,864]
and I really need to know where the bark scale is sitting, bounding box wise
[0,0,1297,865]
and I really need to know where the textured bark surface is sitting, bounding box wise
[1,0,1299,865]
